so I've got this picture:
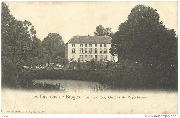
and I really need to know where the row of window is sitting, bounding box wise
[72,44,107,47]
[79,55,108,61]
[72,48,108,54]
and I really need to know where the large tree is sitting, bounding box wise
[94,25,113,37]
[42,33,65,65]
[2,2,44,86]
[111,5,177,80]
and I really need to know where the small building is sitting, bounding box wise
[66,35,117,62]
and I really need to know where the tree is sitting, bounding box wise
[2,2,44,87]
[29,36,45,66]
[42,33,65,65]
[110,5,177,83]
[94,25,113,37]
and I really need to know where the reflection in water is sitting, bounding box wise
[32,79,109,92]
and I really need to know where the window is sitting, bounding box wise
[89,44,92,47]
[104,48,107,53]
[85,48,87,53]
[88,55,91,60]
[80,55,83,61]
[104,55,108,61]
[100,48,102,54]
[72,44,75,47]
[80,44,83,47]
[80,48,83,54]
[89,48,92,54]
[104,44,106,47]
[85,44,87,47]
[95,44,97,47]
[100,55,103,61]
[100,44,102,47]
[88,55,93,61]
[90,55,93,60]
[85,55,87,59]
[95,48,97,53]
[95,55,97,61]
[72,48,75,53]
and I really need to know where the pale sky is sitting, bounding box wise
[5,1,178,43]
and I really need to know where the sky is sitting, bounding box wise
[5,1,178,43]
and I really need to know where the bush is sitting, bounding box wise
[2,61,177,91]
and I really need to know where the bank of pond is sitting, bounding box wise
[2,68,177,92]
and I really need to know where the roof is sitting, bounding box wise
[67,36,112,44]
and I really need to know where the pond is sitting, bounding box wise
[32,79,108,92]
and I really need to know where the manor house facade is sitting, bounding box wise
[66,35,117,62]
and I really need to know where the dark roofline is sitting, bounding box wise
[67,36,112,44]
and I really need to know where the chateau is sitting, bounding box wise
[66,35,117,62]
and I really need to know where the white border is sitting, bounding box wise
[0,0,179,118]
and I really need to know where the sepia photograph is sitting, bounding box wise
[1,1,178,115]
